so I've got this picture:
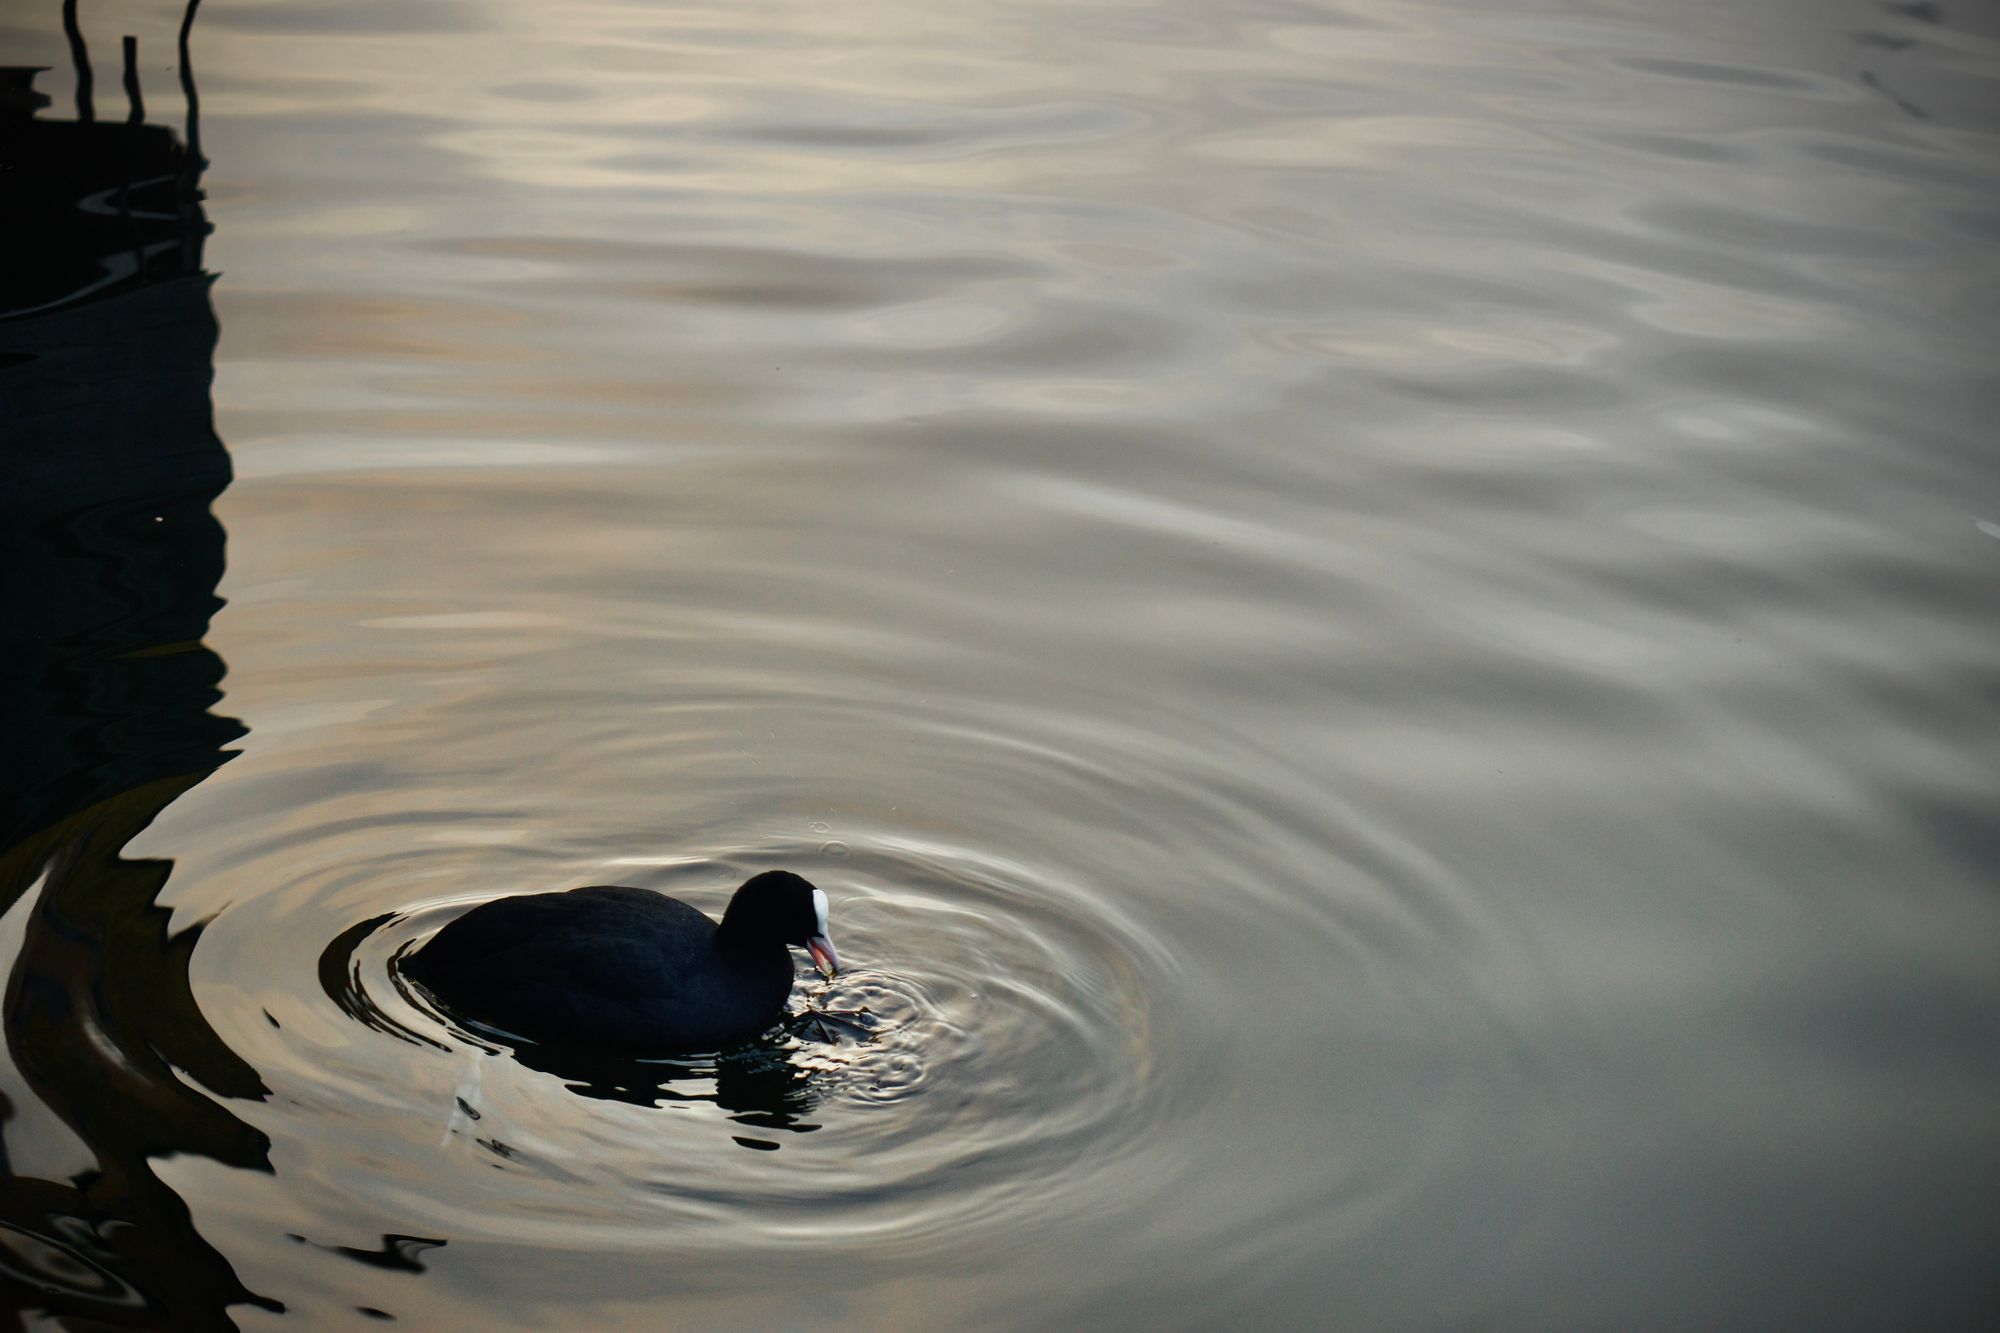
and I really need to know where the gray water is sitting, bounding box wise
[2,0,1997,1328]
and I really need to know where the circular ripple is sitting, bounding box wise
[185,688,1521,1279]
[290,829,1178,1257]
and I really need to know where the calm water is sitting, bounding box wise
[3,0,1998,1327]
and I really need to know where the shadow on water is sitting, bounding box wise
[503,1038,824,1136]
[0,4,282,1327]
[495,1001,879,1138]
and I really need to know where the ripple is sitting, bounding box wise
[203,807,1185,1256]
[182,653,1515,1279]
[1611,56,1830,93]
[8,0,1997,1322]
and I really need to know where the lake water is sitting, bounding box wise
[3,0,1997,1327]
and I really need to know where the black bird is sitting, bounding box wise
[402,871,840,1053]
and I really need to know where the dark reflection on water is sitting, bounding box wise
[0,14,278,1329]
[319,913,450,1052]
[492,1038,824,1128]
[288,1231,446,1273]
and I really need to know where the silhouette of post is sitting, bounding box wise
[0,5,283,1327]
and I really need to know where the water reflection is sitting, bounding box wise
[0,6,275,1326]
[288,1231,446,1274]
[494,1040,822,1132]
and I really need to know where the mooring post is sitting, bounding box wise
[122,33,142,125]
[61,0,94,123]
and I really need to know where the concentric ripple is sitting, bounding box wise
[180,675,1514,1286]
[293,832,1179,1253]
[194,817,1168,1262]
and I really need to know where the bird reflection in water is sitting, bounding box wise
[507,1037,825,1129]
[0,4,286,1327]
[436,976,879,1140]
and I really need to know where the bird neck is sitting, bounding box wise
[713,910,774,956]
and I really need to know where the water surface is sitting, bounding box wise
[2,0,1997,1327]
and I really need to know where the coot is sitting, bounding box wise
[402,870,840,1053]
